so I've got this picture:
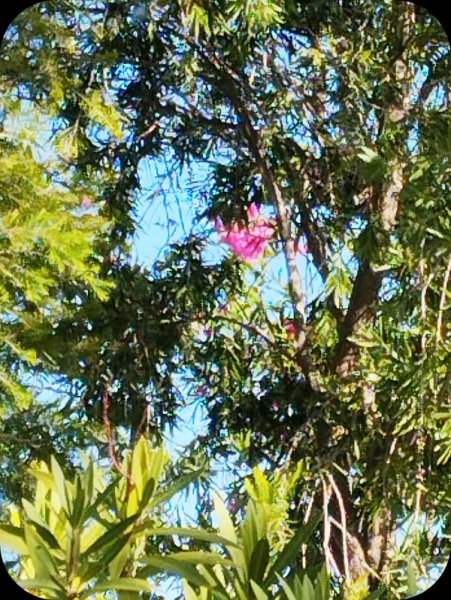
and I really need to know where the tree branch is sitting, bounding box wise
[200,60,310,368]
[333,3,414,377]
[102,389,134,492]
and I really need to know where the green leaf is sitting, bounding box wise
[21,499,61,551]
[241,500,264,567]
[139,477,156,510]
[314,564,329,600]
[183,580,200,600]
[276,573,298,600]
[83,577,152,595]
[147,470,200,509]
[80,513,138,558]
[69,474,86,527]
[214,493,238,543]
[17,578,65,592]
[213,493,246,571]
[50,456,69,514]
[250,580,269,600]
[83,461,94,507]
[407,557,417,597]
[169,551,235,567]
[23,521,60,580]
[130,437,149,499]
[248,537,270,584]
[83,477,118,521]
[99,530,134,571]
[142,555,211,587]
[138,526,240,547]
[265,513,320,586]
[195,562,228,591]
[30,521,62,554]
[0,524,27,554]
[109,537,133,579]
[29,469,55,491]
[302,574,315,600]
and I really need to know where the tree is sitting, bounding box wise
[0,99,114,502]
[0,1,450,598]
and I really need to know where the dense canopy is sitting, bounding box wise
[0,1,450,599]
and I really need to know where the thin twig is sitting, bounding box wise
[301,490,317,569]
[102,390,134,487]
[211,314,275,347]
[436,256,451,344]
[139,120,160,138]
[321,477,334,575]
[327,472,351,582]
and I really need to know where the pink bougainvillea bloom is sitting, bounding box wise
[295,240,307,255]
[80,195,94,208]
[247,202,260,219]
[215,203,274,261]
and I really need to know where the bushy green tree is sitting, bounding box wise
[0,1,450,598]
[0,104,114,501]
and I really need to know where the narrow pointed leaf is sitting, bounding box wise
[276,574,298,600]
[69,474,86,527]
[0,524,27,554]
[248,537,270,584]
[83,578,152,595]
[139,477,156,510]
[80,513,138,558]
[250,580,269,600]
[169,551,235,567]
[135,526,240,547]
[17,578,65,592]
[23,521,60,580]
[143,556,211,587]
[83,478,117,521]
[109,538,133,579]
[302,575,315,600]
[265,513,320,586]
[183,581,199,600]
[50,456,69,513]
[30,470,55,491]
[147,470,200,509]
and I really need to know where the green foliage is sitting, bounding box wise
[1,441,325,600]
[0,123,113,412]
[0,1,450,598]
[0,438,205,598]
[244,464,304,552]
[181,491,327,600]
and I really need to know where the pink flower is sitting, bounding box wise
[247,203,260,219]
[285,319,297,336]
[295,240,307,255]
[215,204,274,262]
[80,196,94,208]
